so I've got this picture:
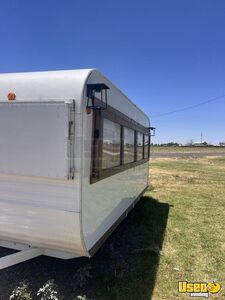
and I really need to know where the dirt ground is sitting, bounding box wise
[151,151,225,158]
[151,146,225,159]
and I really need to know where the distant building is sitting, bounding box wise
[192,141,208,147]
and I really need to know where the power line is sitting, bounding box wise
[151,94,225,118]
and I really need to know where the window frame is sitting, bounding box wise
[123,126,135,164]
[90,100,150,184]
[136,131,144,161]
[144,134,150,159]
[102,118,121,170]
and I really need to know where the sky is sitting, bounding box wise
[0,0,225,144]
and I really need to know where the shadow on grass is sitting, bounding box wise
[0,196,169,300]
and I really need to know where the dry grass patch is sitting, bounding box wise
[152,146,225,154]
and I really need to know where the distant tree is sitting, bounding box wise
[185,139,194,146]
[166,142,179,147]
[154,142,179,147]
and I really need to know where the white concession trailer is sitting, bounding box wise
[0,69,152,269]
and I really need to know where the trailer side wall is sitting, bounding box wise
[81,71,150,252]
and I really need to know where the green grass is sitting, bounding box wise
[86,195,169,300]
[88,155,225,299]
[83,155,225,300]
[149,156,225,299]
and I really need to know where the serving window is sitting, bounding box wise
[91,103,150,183]
[0,101,75,180]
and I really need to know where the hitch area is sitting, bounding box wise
[0,247,43,270]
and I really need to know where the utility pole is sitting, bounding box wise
[201,132,203,144]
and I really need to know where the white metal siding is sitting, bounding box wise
[81,70,150,251]
[0,202,83,255]
[86,71,150,128]
[0,102,70,179]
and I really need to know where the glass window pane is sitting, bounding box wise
[137,132,143,160]
[144,134,149,158]
[102,118,121,169]
[124,127,135,164]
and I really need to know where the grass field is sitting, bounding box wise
[149,155,225,299]
[152,145,225,153]
[2,154,225,299]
